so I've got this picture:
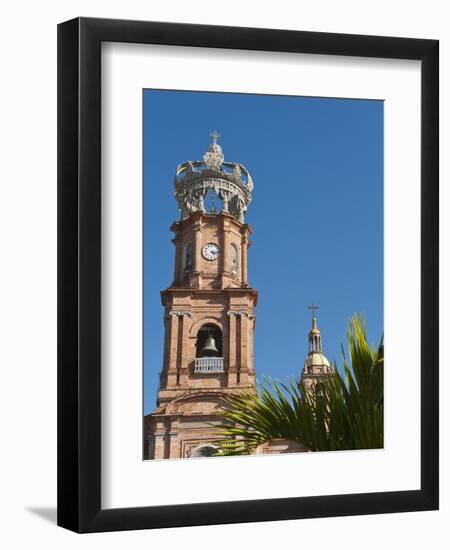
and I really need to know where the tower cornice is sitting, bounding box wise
[161,287,258,305]
[170,211,252,235]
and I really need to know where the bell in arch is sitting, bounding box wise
[201,333,220,357]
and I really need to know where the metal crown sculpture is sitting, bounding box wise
[173,131,254,223]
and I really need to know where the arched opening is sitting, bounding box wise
[309,334,322,353]
[189,444,219,458]
[196,323,222,357]
[202,188,223,213]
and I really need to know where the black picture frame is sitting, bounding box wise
[57,17,439,533]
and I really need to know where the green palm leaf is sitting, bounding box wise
[213,314,383,455]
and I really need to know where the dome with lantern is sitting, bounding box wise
[173,131,253,223]
[301,306,336,381]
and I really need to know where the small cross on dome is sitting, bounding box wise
[307,303,319,318]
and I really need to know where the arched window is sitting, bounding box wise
[183,242,193,275]
[230,243,239,276]
[196,323,222,357]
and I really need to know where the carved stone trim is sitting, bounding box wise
[227,310,255,320]
[164,310,193,321]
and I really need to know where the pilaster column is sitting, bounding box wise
[221,216,230,287]
[160,312,173,389]
[221,220,230,275]
[247,314,256,378]
[228,310,255,385]
[164,310,193,387]
[144,436,153,459]
[241,232,248,286]
[169,422,181,458]
[153,420,169,459]
[193,220,203,288]
[179,312,192,387]
[165,312,179,387]
[227,311,238,385]
[238,310,248,384]
[172,234,181,283]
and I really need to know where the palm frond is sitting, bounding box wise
[213,314,383,454]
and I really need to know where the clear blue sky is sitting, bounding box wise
[143,89,383,414]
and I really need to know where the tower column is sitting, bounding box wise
[169,419,181,458]
[153,419,169,459]
[179,312,192,387]
[241,232,248,286]
[173,234,181,283]
[227,311,238,385]
[221,216,231,287]
[166,312,179,387]
[238,312,249,384]
[193,216,203,288]
[247,315,256,385]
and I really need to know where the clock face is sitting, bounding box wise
[202,242,220,261]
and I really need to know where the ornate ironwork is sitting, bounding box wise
[173,132,254,223]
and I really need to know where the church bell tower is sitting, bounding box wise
[145,132,258,459]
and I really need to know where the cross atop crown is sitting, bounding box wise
[210,130,221,144]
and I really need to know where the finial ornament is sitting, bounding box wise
[210,130,221,144]
[307,303,319,318]
[173,132,254,222]
[307,304,322,352]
